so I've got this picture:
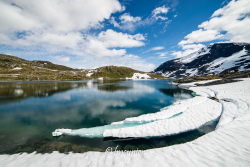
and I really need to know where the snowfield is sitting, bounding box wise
[1,78,250,167]
[127,73,151,80]
[154,43,250,78]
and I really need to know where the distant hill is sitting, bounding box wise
[0,54,74,71]
[31,61,74,71]
[0,54,164,81]
[154,43,250,78]
[84,66,165,80]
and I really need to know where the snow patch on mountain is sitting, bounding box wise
[127,73,151,80]
[179,46,211,64]
[154,43,250,78]
[12,67,22,70]
[208,48,248,73]
[185,68,198,76]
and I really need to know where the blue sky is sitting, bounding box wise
[0,0,249,71]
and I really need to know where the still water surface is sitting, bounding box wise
[0,79,202,153]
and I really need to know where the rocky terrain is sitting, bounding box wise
[154,43,250,78]
[0,54,164,81]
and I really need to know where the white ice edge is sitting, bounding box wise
[51,77,222,138]
[1,78,250,167]
[52,95,222,138]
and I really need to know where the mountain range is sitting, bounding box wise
[154,43,250,78]
[1,42,250,81]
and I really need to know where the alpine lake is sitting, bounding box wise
[0,79,215,154]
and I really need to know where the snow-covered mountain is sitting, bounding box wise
[154,43,250,78]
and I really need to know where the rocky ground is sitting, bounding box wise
[174,70,250,86]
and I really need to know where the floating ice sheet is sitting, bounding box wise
[52,96,222,138]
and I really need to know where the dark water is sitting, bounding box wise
[0,79,208,154]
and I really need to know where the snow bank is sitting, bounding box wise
[178,79,221,89]
[128,73,151,80]
[52,94,221,138]
[104,96,221,137]
[1,79,250,167]
[86,72,93,77]
[12,67,22,70]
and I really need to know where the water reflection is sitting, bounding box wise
[0,82,87,104]
[0,79,195,154]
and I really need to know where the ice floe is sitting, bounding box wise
[52,95,221,138]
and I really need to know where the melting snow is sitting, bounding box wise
[208,48,248,73]
[128,73,151,80]
[1,79,250,167]
[179,46,210,64]
[52,96,221,138]
[12,67,22,70]
[185,68,198,76]
[86,72,93,77]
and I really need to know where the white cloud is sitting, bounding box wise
[172,44,205,58]
[0,0,123,33]
[179,29,223,45]
[62,54,156,72]
[97,29,145,48]
[151,46,165,51]
[181,44,205,50]
[0,0,156,71]
[83,29,145,57]
[110,13,142,32]
[157,52,168,58]
[110,5,171,32]
[110,16,121,28]
[152,6,169,16]
[0,0,124,48]
[54,56,71,63]
[179,0,250,45]
[84,37,127,57]
[152,6,169,20]
[175,0,250,58]
[120,13,141,23]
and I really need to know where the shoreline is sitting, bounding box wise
[1,78,250,166]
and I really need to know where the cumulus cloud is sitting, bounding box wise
[0,0,123,33]
[63,54,156,72]
[0,0,123,48]
[110,13,142,32]
[152,6,169,20]
[179,29,223,45]
[172,44,205,58]
[110,5,170,32]
[174,0,250,58]
[120,13,141,23]
[97,29,145,48]
[0,0,156,71]
[180,0,250,45]
[83,29,145,57]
